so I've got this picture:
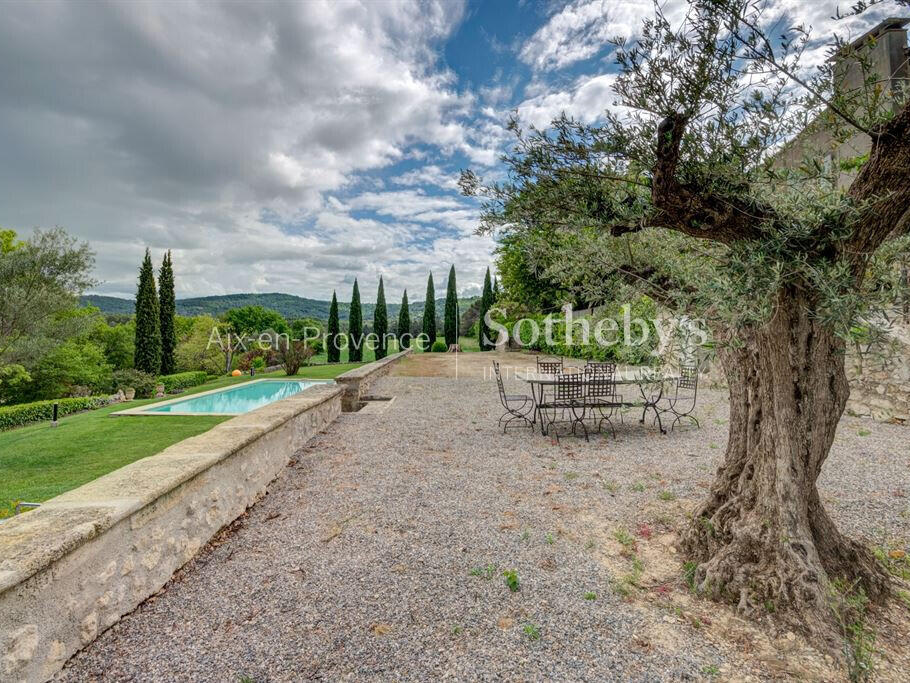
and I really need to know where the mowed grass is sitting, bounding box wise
[0,363,363,515]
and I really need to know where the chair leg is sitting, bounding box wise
[654,409,666,434]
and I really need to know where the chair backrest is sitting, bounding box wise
[585,361,616,377]
[537,356,563,375]
[555,372,585,401]
[492,361,507,401]
[584,367,617,399]
[679,364,698,389]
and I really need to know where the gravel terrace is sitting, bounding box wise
[59,354,910,682]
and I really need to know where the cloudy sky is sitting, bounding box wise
[0,1,901,301]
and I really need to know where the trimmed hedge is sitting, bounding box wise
[0,396,110,432]
[159,371,208,393]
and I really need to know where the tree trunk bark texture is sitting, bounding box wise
[680,287,890,637]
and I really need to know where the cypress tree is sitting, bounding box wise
[479,267,494,351]
[348,279,363,362]
[374,276,388,359]
[158,250,177,374]
[421,273,436,350]
[493,276,500,300]
[134,249,161,375]
[397,289,411,350]
[326,291,341,362]
[444,264,458,347]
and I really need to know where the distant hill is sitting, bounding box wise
[82,292,479,323]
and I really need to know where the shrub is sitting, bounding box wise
[159,371,207,393]
[174,315,227,375]
[237,347,278,371]
[0,396,110,432]
[431,340,447,352]
[28,339,113,400]
[0,364,32,404]
[112,369,158,398]
[279,340,315,376]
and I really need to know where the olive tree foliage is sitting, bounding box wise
[0,228,97,366]
[462,0,910,639]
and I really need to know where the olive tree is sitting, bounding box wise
[462,0,910,637]
[0,228,96,366]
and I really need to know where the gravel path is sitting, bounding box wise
[58,372,909,682]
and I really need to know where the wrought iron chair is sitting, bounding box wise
[655,364,700,430]
[585,361,624,425]
[534,356,563,425]
[492,361,534,433]
[583,367,623,437]
[540,372,589,441]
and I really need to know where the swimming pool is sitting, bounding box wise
[116,379,333,416]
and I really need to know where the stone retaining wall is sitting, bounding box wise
[700,345,910,425]
[0,383,342,682]
[845,351,910,423]
[334,349,411,411]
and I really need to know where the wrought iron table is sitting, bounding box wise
[516,368,679,435]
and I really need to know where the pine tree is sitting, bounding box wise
[443,265,458,347]
[326,291,341,363]
[421,273,436,350]
[397,289,411,350]
[479,267,494,351]
[374,276,388,359]
[158,250,177,374]
[134,249,161,375]
[348,279,363,362]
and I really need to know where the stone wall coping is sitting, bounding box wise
[333,349,411,384]
[0,383,342,597]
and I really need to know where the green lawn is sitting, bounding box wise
[0,363,363,516]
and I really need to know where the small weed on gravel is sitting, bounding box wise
[701,664,720,677]
[872,542,909,580]
[630,482,646,493]
[857,429,871,437]
[831,580,876,682]
[614,527,636,550]
[564,471,579,481]
[613,556,644,598]
[896,589,910,611]
[502,569,520,592]
[603,480,619,494]
[470,563,497,580]
[522,622,541,641]
[682,561,698,592]
[545,532,555,545]
[584,591,597,601]
[658,490,676,502]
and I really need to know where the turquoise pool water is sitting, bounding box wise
[145,379,330,415]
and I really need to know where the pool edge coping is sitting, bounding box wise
[109,377,336,417]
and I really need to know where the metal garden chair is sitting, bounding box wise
[540,372,589,441]
[655,364,700,430]
[585,361,625,425]
[492,361,534,433]
[583,367,623,437]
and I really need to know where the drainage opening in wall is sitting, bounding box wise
[351,395,395,413]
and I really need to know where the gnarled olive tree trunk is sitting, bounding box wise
[680,287,890,636]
